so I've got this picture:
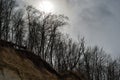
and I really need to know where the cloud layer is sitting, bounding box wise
[22,0,120,56]
[67,0,120,56]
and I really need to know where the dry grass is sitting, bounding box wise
[0,47,58,80]
[0,46,87,80]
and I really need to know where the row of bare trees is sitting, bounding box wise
[0,0,120,80]
[81,47,120,80]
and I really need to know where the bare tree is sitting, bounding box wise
[12,9,25,46]
[1,0,16,40]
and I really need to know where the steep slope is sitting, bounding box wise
[0,46,59,80]
[0,40,87,80]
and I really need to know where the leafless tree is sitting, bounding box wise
[0,0,16,40]
[12,9,25,46]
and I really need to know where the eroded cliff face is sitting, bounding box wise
[0,45,87,80]
[0,47,58,80]
[0,68,21,80]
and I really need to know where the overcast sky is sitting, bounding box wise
[21,0,120,57]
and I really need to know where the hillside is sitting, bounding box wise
[0,40,86,80]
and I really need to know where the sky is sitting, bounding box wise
[20,0,120,57]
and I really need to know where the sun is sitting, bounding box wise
[39,1,54,13]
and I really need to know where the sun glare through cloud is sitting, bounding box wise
[39,0,54,13]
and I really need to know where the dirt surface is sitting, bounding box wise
[0,40,87,80]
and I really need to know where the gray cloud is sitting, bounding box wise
[67,0,120,56]
[21,0,120,56]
